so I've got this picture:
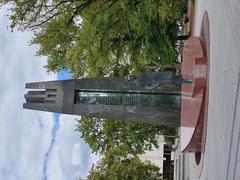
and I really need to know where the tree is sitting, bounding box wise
[2,0,179,162]
[1,0,184,78]
[1,0,96,30]
[87,148,162,180]
[76,117,176,156]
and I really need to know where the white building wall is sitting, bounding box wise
[139,135,165,174]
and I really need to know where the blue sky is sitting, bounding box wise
[0,7,99,180]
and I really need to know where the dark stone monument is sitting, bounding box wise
[23,71,181,128]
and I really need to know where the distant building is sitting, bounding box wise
[140,135,174,179]
[139,135,165,174]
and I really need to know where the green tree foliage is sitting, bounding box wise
[87,148,162,180]
[1,0,183,78]
[76,117,175,156]
[2,0,179,160]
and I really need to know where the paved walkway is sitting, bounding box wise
[177,1,240,180]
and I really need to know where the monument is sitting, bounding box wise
[23,71,182,128]
[23,12,210,169]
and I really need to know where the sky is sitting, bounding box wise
[0,7,99,180]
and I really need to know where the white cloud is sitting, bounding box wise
[46,144,64,180]
[0,7,99,180]
[46,115,100,180]
[0,7,57,180]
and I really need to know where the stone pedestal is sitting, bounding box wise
[180,11,210,176]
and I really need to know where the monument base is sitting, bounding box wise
[180,11,210,176]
